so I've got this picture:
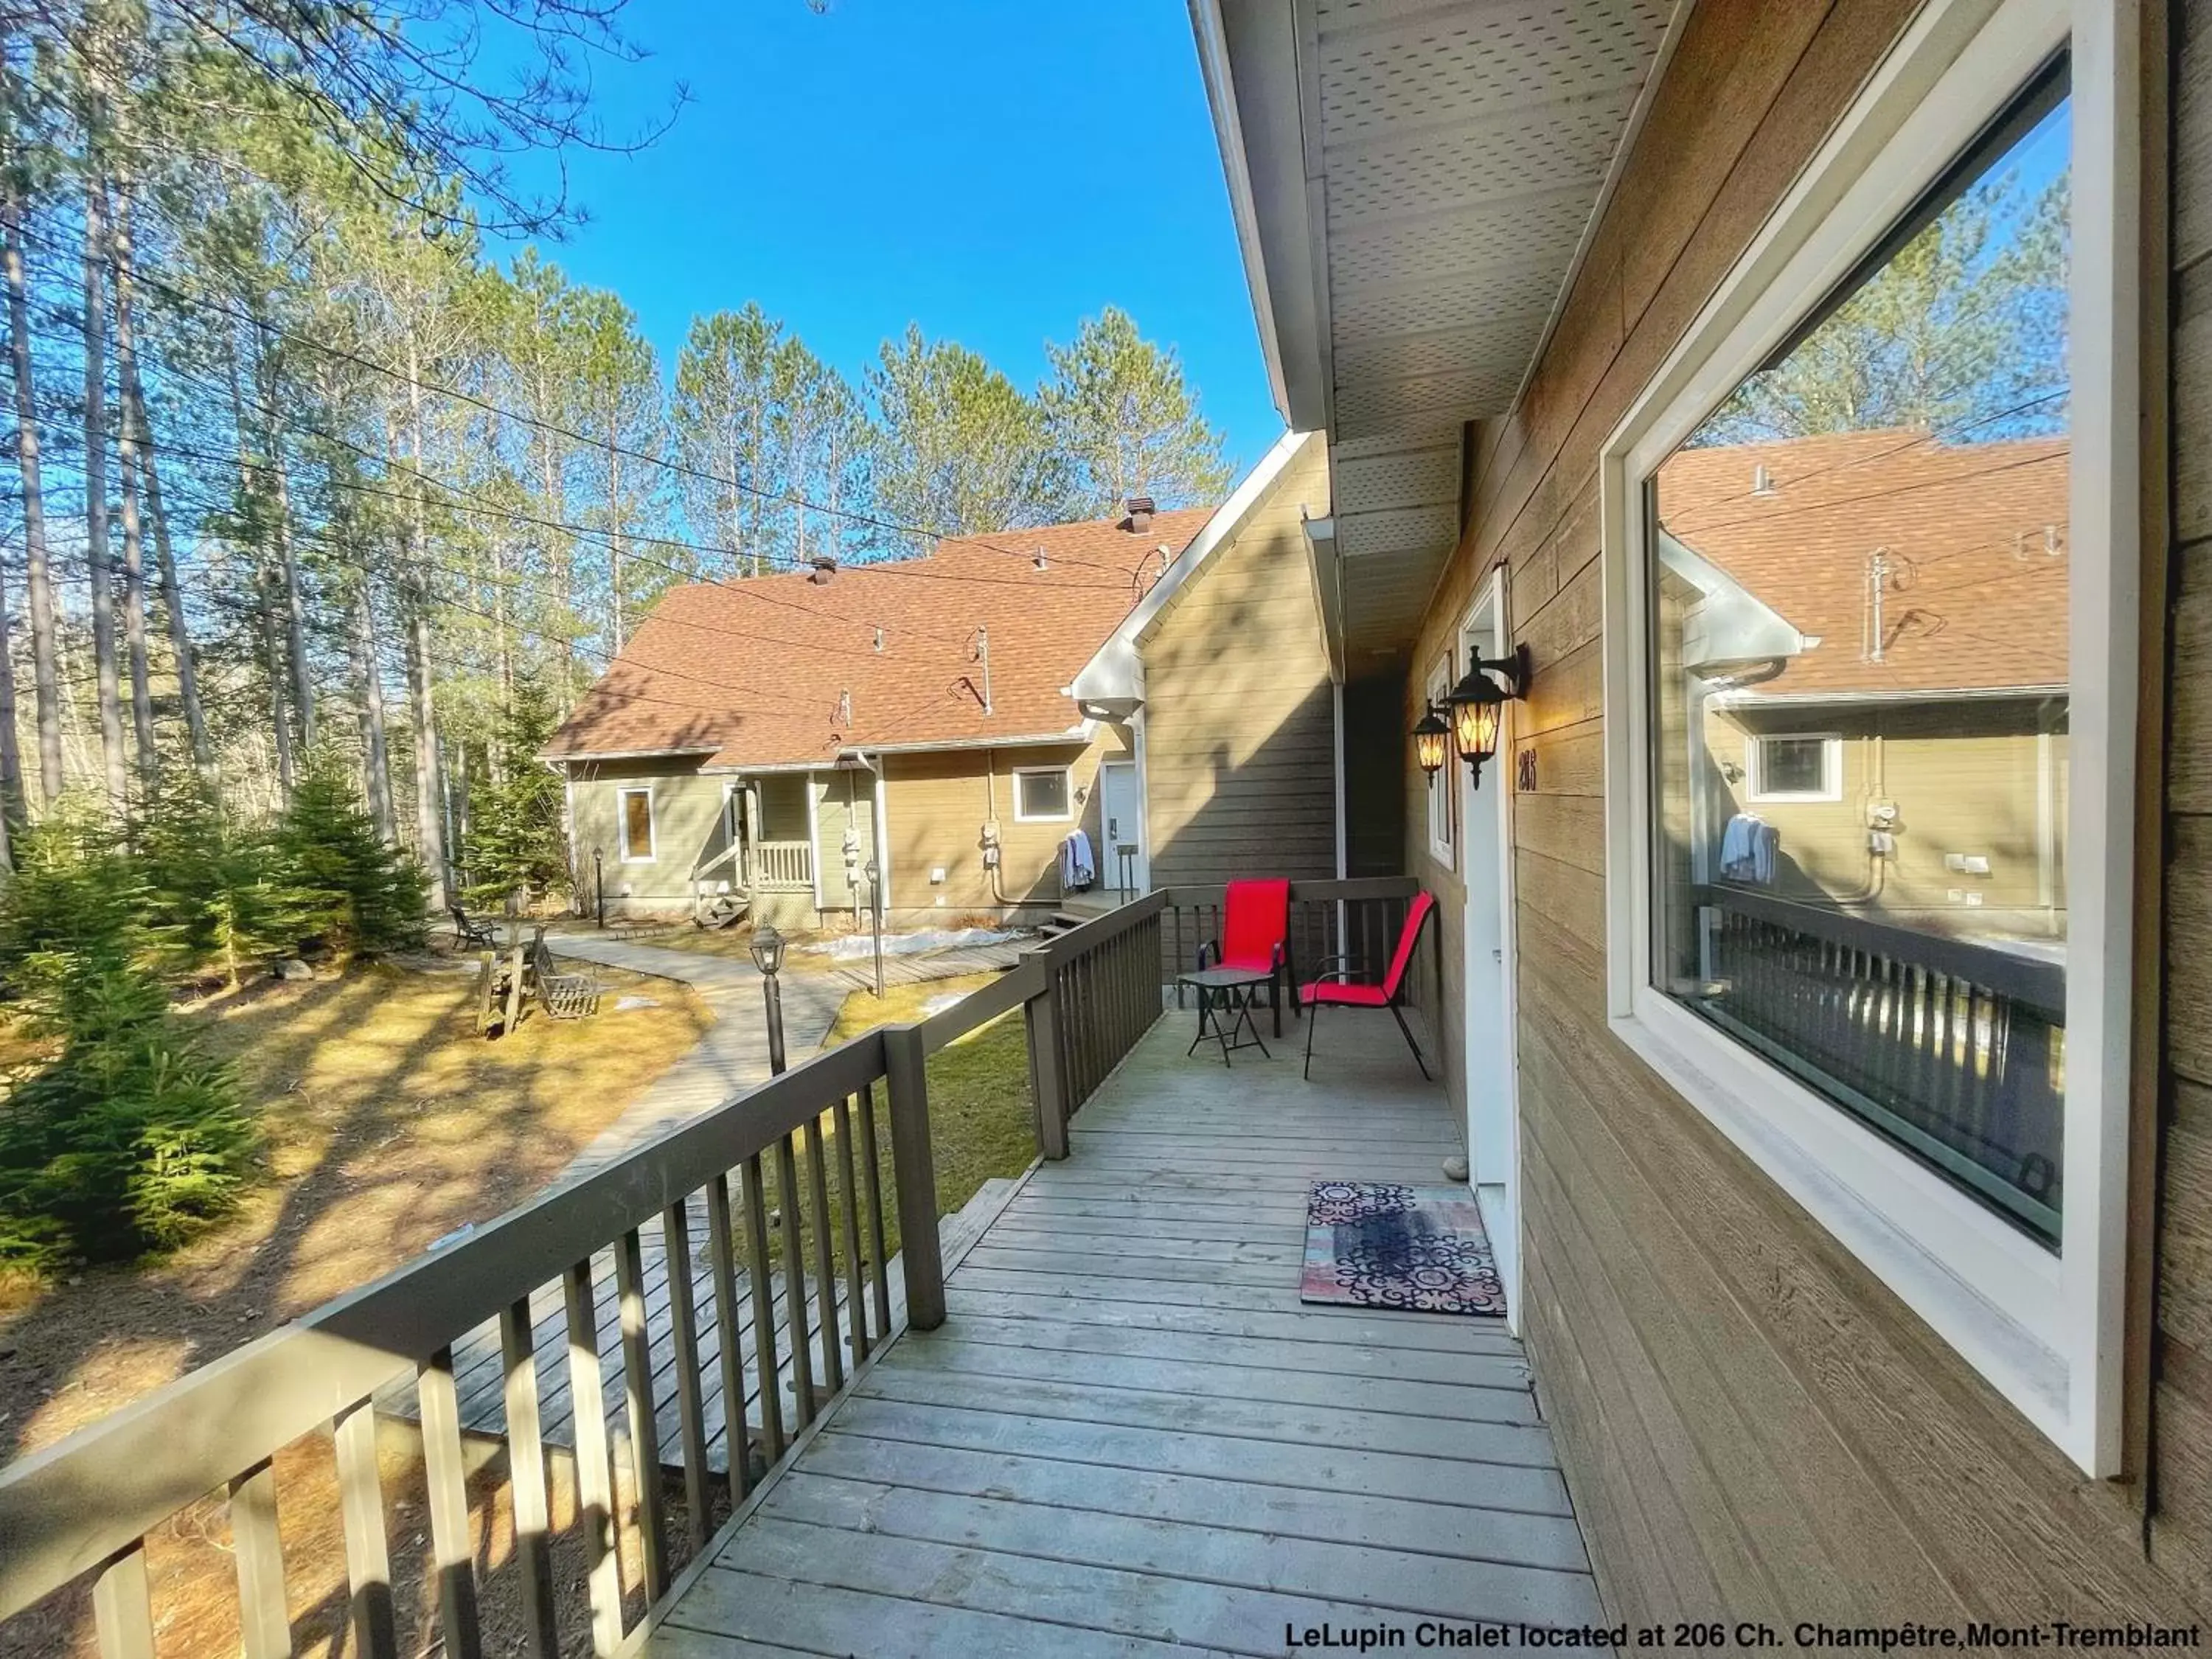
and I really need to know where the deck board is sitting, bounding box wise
[647,1013,1601,1655]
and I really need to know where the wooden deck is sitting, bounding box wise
[644,1007,1601,1655]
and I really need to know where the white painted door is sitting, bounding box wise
[1098,762,1148,894]
[1460,571,1522,1326]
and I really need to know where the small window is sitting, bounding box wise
[1746,734,1840,802]
[1012,767,1071,823]
[619,787,655,862]
[1425,656,1455,864]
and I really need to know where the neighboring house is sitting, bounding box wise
[546,438,1362,931]
[543,506,1208,928]
[1200,0,2209,1631]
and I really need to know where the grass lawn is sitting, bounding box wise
[744,971,1036,1283]
[0,959,713,1461]
[830,970,1038,1229]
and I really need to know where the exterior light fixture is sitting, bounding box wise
[750,922,788,1073]
[1412,705,1451,776]
[748,922,786,978]
[1441,644,1531,788]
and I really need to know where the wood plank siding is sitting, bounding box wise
[1141,437,1340,890]
[1403,0,2211,1627]
[568,758,731,915]
[877,737,1124,922]
[2158,0,2212,1604]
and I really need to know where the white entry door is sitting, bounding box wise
[1098,762,1148,894]
[1460,570,1522,1327]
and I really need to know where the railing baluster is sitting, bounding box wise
[661,1200,713,1550]
[229,1458,290,1659]
[333,1399,398,1659]
[417,1345,483,1659]
[855,1084,894,1334]
[91,1542,154,1659]
[740,1152,785,1462]
[833,1095,872,1363]
[804,1121,844,1393]
[563,1259,624,1658]
[495,1300,558,1659]
[614,1228,669,1600]
[776,1133,818,1429]
[706,1173,754,1502]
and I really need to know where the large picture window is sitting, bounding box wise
[1646,62,2070,1248]
[1601,0,2137,1473]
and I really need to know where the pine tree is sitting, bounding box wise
[275,751,429,959]
[462,678,568,908]
[0,812,256,1265]
[1040,307,1234,515]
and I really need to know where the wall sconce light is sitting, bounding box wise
[1442,644,1531,788]
[1412,705,1451,777]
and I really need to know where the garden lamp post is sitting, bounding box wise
[751,922,788,1074]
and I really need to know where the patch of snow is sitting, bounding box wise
[613,994,661,1011]
[802,927,1024,961]
[919,991,969,1017]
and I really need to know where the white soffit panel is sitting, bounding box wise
[1305,0,1673,661]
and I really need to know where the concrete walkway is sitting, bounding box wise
[546,934,850,1182]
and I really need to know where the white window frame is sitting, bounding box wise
[1012,765,1074,824]
[1425,655,1456,866]
[1745,732,1843,803]
[616,785,657,864]
[1598,0,2136,1475]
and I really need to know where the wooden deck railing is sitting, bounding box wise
[1692,884,2065,1244]
[0,1018,950,1658]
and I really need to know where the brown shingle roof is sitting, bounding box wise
[544,508,1216,768]
[1656,429,2070,697]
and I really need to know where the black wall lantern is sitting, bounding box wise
[1412,705,1451,777]
[1441,644,1531,788]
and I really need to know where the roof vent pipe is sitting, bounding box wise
[809,554,838,584]
[1751,463,1778,497]
[1122,495,1155,532]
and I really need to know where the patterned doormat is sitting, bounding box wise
[1301,1181,1506,1316]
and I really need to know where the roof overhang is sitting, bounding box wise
[1192,0,1685,664]
[546,745,720,766]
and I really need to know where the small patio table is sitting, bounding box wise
[1178,964,1274,1066]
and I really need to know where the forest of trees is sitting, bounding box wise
[0,0,1235,905]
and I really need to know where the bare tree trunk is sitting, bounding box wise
[608,433,625,651]
[110,178,202,785]
[1,163,53,812]
[352,580,395,844]
[82,173,127,813]
[254,324,314,753]
[405,341,448,905]
[260,563,294,804]
[116,425,156,790]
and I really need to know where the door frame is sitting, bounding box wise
[1459,568,1523,1329]
[1098,758,1149,894]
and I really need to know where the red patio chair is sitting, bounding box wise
[1299,891,1437,1080]
[1197,878,1295,1036]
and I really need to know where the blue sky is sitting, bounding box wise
[483,0,1280,476]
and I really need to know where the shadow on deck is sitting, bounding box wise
[644,1008,1602,1655]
